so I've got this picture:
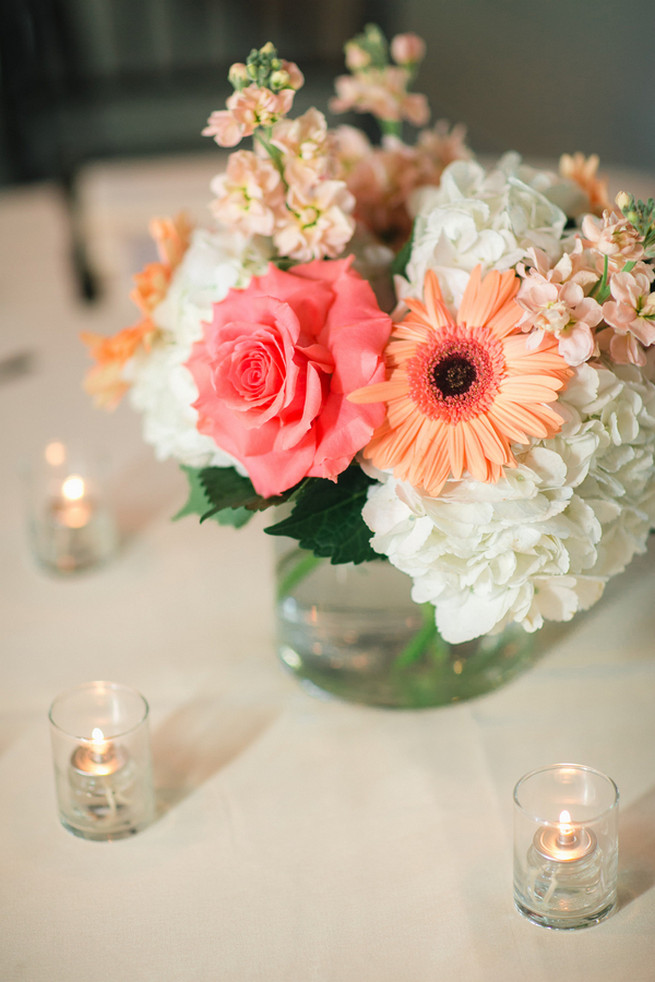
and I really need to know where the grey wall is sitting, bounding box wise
[2,0,653,187]
[390,0,655,170]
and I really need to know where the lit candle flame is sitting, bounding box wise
[55,474,92,529]
[556,808,576,846]
[62,475,86,501]
[90,727,110,757]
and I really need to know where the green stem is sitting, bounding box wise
[394,604,441,668]
[253,128,287,182]
[276,550,323,601]
[591,255,610,304]
[379,119,402,139]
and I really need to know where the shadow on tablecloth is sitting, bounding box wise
[617,785,655,908]
[150,694,279,816]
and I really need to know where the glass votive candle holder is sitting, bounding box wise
[49,681,155,841]
[26,439,117,575]
[513,763,619,930]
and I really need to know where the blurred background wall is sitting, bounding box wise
[401,0,655,171]
[1,0,654,190]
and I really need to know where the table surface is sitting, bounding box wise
[2,157,655,982]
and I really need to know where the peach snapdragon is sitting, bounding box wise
[82,213,192,407]
[559,153,611,216]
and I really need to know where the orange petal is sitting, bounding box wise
[486,298,524,338]
[461,423,492,482]
[418,434,451,495]
[423,270,453,329]
[348,378,406,404]
[458,266,519,328]
[500,379,567,402]
[447,424,465,480]
[467,414,511,465]
[487,402,531,443]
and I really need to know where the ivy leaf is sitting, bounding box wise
[264,467,380,564]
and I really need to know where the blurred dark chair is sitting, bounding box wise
[0,0,384,299]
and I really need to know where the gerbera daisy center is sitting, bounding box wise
[408,334,501,424]
[431,354,477,397]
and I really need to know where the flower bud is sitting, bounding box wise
[345,41,371,71]
[390,33,426,66]
[228,62,249,90]
[615,191,631,214]
[270,69,291,90]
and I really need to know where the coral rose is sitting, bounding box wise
[186,259,392,497]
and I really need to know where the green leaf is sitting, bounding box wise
[174,465,265,527]
[213,505,254,529]
[173,466,213,521]
[391,225,414,279]
[264,467,380,564]
[198,466,270,520]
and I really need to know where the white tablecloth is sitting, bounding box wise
[1,163,655,982]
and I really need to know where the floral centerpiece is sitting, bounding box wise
[83,26,655,704]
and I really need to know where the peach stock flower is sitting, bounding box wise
[273,180,356,261]
[203,86,296,147]
[271,108,339,184]
[210,150,284,236]
[517,245,602,365]
[186,259,392,498]
[602,265,655,365]
[334,123,471,248]
[349,266,572,496]
[330,67,429,126]
[582,210,645,269]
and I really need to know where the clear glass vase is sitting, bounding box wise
[274,544,539,709]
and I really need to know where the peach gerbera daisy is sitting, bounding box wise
[349,266,573,496]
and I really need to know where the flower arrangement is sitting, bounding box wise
[83,26,655,645]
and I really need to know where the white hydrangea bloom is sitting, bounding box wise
[399,153,568,310]
[128,226,272,469]
[362,362,655,643]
